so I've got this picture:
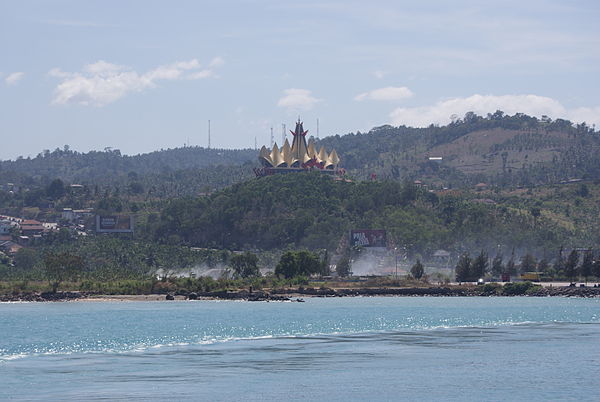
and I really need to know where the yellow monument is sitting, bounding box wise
[256,119,341,176]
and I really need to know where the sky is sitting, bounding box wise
[1,0,599,160]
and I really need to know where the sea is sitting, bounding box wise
[1,296,599,401]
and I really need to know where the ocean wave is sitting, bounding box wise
[5,319,597,363]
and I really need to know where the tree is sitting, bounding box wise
[579,250,593,284]
[44,253,84,293]
[491,254,504,278]
[471,251,488,280]
[506,248,517,277]
[564,250,579,283]
[553,247,565,277]
[13,248,40,270]
[46,179,66,200]
[592,259,600,282]
[410,259,424,280]
[455,253,471,283]
[538,258,549,273]
[275,250,324,279]
[128,181,145,195]
[229,252,260,278]
[336,256,351,277]
[520,254,537,274]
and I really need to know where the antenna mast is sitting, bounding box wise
[208,120,211,149]
[317,118,320,139]
[282,123,286,144]
[270,127,274,148]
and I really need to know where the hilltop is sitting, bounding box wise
[318,112,599,187]
[1,112,598,194]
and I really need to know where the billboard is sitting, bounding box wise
[350,229,387,248]
[95,215,134,233]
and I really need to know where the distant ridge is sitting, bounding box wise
[1,112,598,189]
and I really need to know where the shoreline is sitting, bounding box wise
[2,284,600,302]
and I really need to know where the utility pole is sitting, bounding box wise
[394,247,398,279]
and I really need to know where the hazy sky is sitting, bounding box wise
[1,0,599,160]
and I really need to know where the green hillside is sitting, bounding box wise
[148,172,589,257]
[0,146,256,186]
[318,112,598,187]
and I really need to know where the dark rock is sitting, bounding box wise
[40,291,83,301]
[165,294,175,300]
[187,292,198,300]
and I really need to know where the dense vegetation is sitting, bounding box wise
[150,172,584,257]
[0,146,256,182]
[0,236,230,281]
[319,112,599,187]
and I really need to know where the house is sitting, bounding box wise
[42,222,58,231]
[0,240,23,255]
[474,183,488,191]
[20,220,46,236]
[0,219,18,235]
[62,208,94,224]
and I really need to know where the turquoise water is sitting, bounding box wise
[1,297,599,401]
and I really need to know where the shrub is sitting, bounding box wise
[502,281,540,295]
[481,282,502,295]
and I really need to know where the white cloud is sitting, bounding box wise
[277,88,321,112]
[568,106,600,127]
[187,69,216,80]
[390,94,567,127]
[373,70,385,79]
[355,86,413,102]
[83,60,126,75]
[389,94,600,128]
[5,72,25,86]
[49,58,223,106]
[208,57,225,68]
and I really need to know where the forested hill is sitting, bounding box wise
[149,171,593,257]
[0,146,256,184]
[1,112,599,191]
[317,112,599,187]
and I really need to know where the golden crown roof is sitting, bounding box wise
[258,120,341,171]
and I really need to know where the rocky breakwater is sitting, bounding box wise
[186,289,296,302]
[0,291,85,302]
[528,286,600,297]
